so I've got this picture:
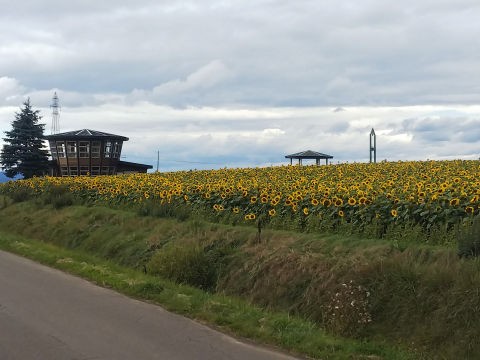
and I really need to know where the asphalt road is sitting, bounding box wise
[0,250,299,360]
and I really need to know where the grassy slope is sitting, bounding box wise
[0,200,478,359]
[0,202,411,360]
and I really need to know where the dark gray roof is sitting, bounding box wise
[285,150,333,159]
[45,129,128,141]
[117,160,153,169]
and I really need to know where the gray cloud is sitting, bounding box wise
[1,1,480,170]
[1,0,480,106]
[1,98,479,170]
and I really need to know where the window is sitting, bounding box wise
[79,142,90,158]
[104,141,112,158]
[67,142,77,158]
[91,166,100,176]
[80,166,89,176]
[91,142,101,158]
[69,166,78,176]
[61,167,68,176]
[49,141,57,159]
[101,166,110,175]
[112,141,122,158]
[56,142,66,158]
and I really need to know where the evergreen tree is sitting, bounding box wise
[1,98,50,178]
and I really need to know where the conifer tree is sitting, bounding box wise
[1,98,50,178]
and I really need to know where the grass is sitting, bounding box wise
[1,198,479,358]
[0,232,411,360]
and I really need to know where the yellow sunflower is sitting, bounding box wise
[449,198,460,206]
[322,199,332,207]
[465,206,475,215]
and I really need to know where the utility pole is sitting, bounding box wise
[156,150,159,172]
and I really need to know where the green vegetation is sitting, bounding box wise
[0,226,410,359]
[2,159,479,242]
[0,195,479,359]
[0,98,50,178]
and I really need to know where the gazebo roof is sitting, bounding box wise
[45,129,129,141]
[117,160,153,170]
[285,150,333,159]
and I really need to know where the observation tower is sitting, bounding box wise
[45,129,152,176]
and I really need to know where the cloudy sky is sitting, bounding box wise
[1,0,480,171]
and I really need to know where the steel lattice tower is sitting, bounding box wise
[50,92,60,135]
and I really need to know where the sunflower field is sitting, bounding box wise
[2,160,479,238]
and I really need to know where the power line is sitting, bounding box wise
[157,158,225,165]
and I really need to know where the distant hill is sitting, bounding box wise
[0,173,10,183]
[0,172,22,183]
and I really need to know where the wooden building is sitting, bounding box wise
[45,129,152,176]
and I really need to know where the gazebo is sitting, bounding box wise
[285,150,333,166]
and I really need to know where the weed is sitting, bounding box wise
[147,244,217,290]
[138,200,191,221]
[323,280,372,336]
[133,281,165,296]
[0,195,12,209]
[5,186,34,203]
[457,216,480,258]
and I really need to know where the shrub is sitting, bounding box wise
[6,186,34,203]
[147,244,217,290]
[146,236,237,292]
[457,216,480,258]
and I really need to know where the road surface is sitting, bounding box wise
[0,250,299,360]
